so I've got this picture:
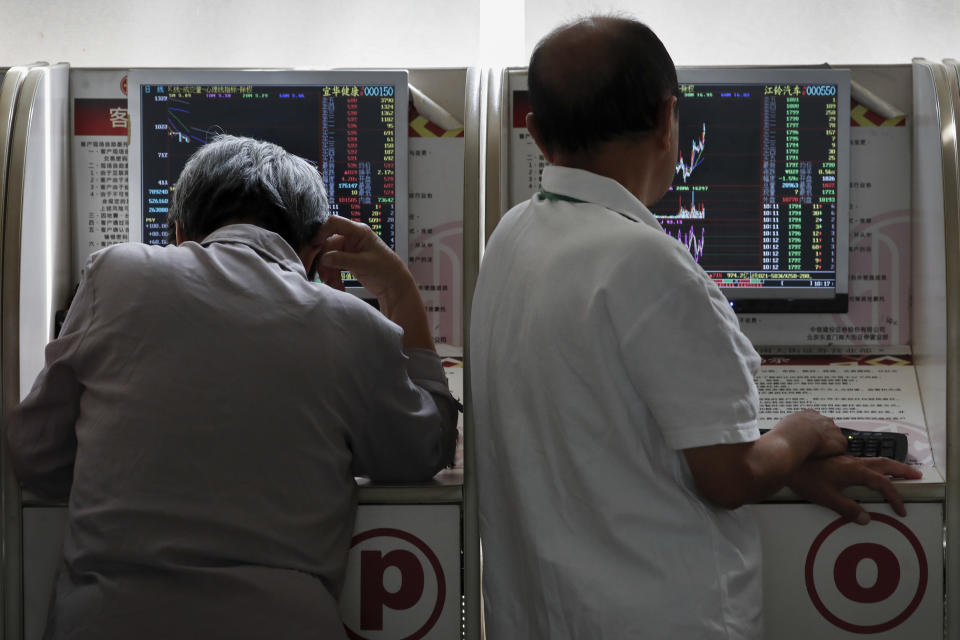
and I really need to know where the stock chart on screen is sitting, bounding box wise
[651,69,849,307]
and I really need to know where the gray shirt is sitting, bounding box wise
[8,224,459,639]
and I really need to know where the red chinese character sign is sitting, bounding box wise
[340,505,460,639]
[755,503,941,638]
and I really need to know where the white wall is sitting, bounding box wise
[0,0,524,68]
[0,0,956,69]
[526,0,960,66]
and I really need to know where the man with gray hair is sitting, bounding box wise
[7,135,458,639]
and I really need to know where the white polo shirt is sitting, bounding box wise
[470,166,763,639]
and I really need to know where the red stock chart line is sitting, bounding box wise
[675,122,706,183]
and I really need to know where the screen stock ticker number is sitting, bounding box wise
[141,83,397,249]
[651,82,839,291]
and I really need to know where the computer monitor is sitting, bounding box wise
[651,68,850,312]
[128,69,408,295]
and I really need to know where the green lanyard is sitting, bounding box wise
[538,188,586,204]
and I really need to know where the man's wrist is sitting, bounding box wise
[377,269,419,317]
[377,269,435,351]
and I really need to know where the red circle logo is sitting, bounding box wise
[805,513,927,633]
[343,528,446,640]
[120,75,128,96]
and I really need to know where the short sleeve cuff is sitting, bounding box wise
[404,348,454,397]
[404,348,461,468]
[665,421,761,450]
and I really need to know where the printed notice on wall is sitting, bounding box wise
[407,103,466,464]
[757,356,930,465]
[508,85,547,208]
[407,104,465,354]
[71,70,130,282]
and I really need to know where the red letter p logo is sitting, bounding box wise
[361,550,425,630]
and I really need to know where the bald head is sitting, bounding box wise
[528,16,678,156]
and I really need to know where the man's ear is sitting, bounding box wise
[174,220,185,246]
[525,112,555,164]
[298,244,323,279]
[298,223,327,279]
[654,96,678,152]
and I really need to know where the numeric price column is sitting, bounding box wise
[344,92,363,225]
[817,92,839,272]
[783,94,803,271]
[377,90,395,247]
[761,92,781,270]
[320,91,339,216]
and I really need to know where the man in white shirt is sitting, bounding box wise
[470,16,920,639]
[8,135,459,639]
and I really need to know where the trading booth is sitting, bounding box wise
[5,53,960,640]
[0,64,483,640]
[486,61,958,639]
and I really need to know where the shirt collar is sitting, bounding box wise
[539,165,664,232]
[199,224,307,277]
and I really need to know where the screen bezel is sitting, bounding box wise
[673,67,851,303]
[127,68,409,297]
